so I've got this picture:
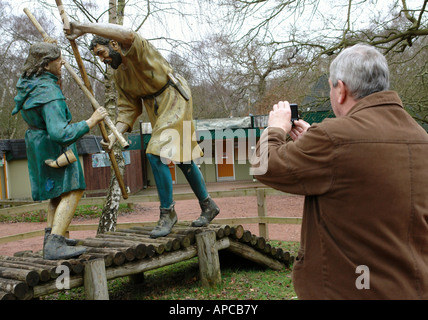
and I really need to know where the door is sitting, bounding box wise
[168,162,177,184]
[215,139,235,181]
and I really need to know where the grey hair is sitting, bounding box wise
[329,44,389,100]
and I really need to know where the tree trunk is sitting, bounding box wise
[97,0,126,234]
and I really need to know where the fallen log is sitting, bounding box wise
[80,253,113,268]
[94,235,164,255]
[0,260,51,282]
[0,266,39,286]
[102,232,177,252]
[130,225,196,240]
[77,238,138,261]
[240,230,252,243]
[16,252,83,274]
[0,289,16,300]
[119,228,192,248]
[227,239,284,271]
[230,225,244,240]
[85,248,126,266]
[0,277,30,300]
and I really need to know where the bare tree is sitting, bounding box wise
[97,0,126,234]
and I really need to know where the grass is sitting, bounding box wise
[41,240,300,300]
[0,204,133,223]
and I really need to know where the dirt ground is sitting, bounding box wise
[0,182,304,257]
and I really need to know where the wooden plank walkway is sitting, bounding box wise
[0,223,294,300]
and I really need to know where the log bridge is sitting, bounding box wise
[0,223,294,300]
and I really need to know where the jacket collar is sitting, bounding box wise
[346,91,403,117]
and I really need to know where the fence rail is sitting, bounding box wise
[0,188,302,245]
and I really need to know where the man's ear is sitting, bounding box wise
[337,80,347,104]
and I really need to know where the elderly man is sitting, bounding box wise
[66,23,219,238]
[13,42,107,259]
[252,44,428,299]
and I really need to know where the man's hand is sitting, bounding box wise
[65,22,85,41]
[289,119,311,141]
[268,101,293,133]
[86,107,108,129]
[100,122,129,151]
[100,133,117,151]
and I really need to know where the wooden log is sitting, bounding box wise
[203,224,230,238]
[105,238,230,281]
[254,237,266,250]
[230,225,244,240]
[0,266,39,286]
[240,230,252,243]
[250,234,257,246]
[0,277,30,300]
[0,261,51,282]
[227,239,284,271]
[83,258,109,300]
[212,224,231,236]
[0,255,63,279]
[32,274,83,298]
[76,238,137,261]
[0,290,16,300]
[280,251,291,263]
[67,259,85,274]
[270,246,277,257]
[257,188,269,239]
[129,226,196,239]
[15,252,84,274]
[80,253,113,268]
[118,228,192,248]
[195,231,221,288]
[101,232,175,252]
[85,248,125,266]
[93,235,149,258]
[263,243,271,254]
[0,255,66,273]
[94,235,164,255]
[275,247,283,260]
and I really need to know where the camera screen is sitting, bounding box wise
[290,104,299,120]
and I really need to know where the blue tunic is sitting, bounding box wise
[13,72,89,201]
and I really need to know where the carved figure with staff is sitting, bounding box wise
[12,41,108,260]
[66,21,221,238]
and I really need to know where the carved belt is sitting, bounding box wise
[142,80,174,116]
[142,74,190,115]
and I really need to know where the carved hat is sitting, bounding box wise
[22,42,61,78]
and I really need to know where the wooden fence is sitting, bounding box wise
[0,188,302,245]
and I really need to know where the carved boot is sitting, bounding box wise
[44,227,77,246]
[43,234,86,260]
[191,196,220,227]
[150,204,178,238]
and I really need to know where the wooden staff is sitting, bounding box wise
[23,7,128,199]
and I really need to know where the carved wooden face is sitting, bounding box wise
[44,55,64,77]
[93,43,123,70]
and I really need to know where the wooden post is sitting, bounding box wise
[195,231,221,287]
[83,258,109,300]
[257,189,269,239]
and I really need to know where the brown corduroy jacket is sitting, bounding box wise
[253,91,428,299]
